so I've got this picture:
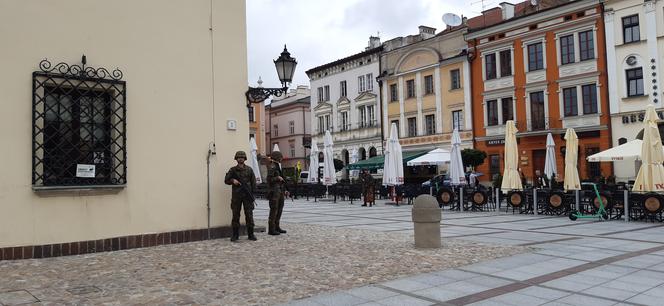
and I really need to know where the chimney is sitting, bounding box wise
[418,25,436,39]
[366,36,381,50]
[500,2,515,20]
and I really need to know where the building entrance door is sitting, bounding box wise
[532,149,546,180]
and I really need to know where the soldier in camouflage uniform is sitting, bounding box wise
[224,151,257,242]
[266,151,289,235]
[360,168,375,207]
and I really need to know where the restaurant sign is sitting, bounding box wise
[622,110,664,124]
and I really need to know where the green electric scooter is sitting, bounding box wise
[569,182,609,221]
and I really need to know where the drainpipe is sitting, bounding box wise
[206,142,216,239]
[377,72,386,155]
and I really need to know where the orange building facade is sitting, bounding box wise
[467,0,612,184]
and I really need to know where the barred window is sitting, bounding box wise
[33,58,126,187]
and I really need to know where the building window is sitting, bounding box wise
[579,30,594,61]
[290,143,296,158]
[391,120,400,136]
[324,85,330,101]
[489,154,501,178]
[560,34,575,65]
[248,106,255,122]
[452,110,463,130]
[499,50,512,77]
[358,106,366,127]
[318,116,324,134]
[273,124,278,137]
[528,42,544,71]
[407,117,417,137]
[451,69,461,89]
[390,84,398,101]
[424,75,434,95]
[358,75,366,93]
[563,87,578,117]
[366,73,373,91]
[623,15,640,44]
[406,79,415,98]
[340,80,347,97]
[341,112,349,131]
[289,120,295,134]
[35,77,127,186]
[626,68,644,97]
[502,97,513,122]
[425,114,435,135]
[586,147,601,178]
[530,91,546,130]
[485,53,497,80]
[325,114,331,131]
[487,100,498,126]
[367,105,375,126]
[582,84,598,114]
[317,87,324,103]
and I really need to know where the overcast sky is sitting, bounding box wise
[246,0,521,90]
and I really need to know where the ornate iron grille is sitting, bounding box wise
[32,57,126,187]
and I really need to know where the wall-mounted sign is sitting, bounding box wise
[622,110,664,124]
[76,164,95,178]
[486,139,505,146]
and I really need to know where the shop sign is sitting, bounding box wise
[622,110,664,124]
[486,139,505,146]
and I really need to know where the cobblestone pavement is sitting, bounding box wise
[0,199,527,306]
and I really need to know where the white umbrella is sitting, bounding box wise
[633,105,664,192]
[383,123,403,186]
[544,133,557,181]
[564,128,581,191]
[587,140,646,162]
[449,128,466,185]
[273,143,280,152]
[322,131,337,186]
[307,145,319,183]
[501,120,522,191]
[249,137,262,184]
[406,148,450,166]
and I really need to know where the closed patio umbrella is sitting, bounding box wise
[322,130,337,186]
[501,120,522,191]
[249,137,262,184]
[449,128,466,185]
[544,133,557,181]
[633,105,664,192]
[307,144,319,183]
[273,143,280,152]
[564,128,581,191]
[382,123,403,186]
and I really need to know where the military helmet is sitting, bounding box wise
[270,151,283,161]
[234,151,247,160]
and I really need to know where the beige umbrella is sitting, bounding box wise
[501,120,522,191]
[633,105,664,192]
[564,128,581,191]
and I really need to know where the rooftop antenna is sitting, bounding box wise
[442,13,463,27]
[471,0,494,26]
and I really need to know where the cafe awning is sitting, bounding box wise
[347,150,427,170]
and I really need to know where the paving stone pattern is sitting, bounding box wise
[0,199,525,306]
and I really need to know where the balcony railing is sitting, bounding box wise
[357,120,378,129]
[529,117,550,132]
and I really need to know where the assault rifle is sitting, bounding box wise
[231,171,257,207]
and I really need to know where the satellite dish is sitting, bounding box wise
[442,13,463,27]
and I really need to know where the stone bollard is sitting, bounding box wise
[412,195,442,248]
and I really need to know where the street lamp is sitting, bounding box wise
[245,45,297,106]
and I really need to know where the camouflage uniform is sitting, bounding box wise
[224,151,257,241]
[266,151,288,235]
[360,170,375,207]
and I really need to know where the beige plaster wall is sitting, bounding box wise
[0,0,248,247]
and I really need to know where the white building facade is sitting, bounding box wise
[604,0,664,181]
[306,38,383,179]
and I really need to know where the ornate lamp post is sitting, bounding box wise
[245,45,297,106]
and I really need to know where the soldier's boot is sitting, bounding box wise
[268,224,280,235]
[230,227,239,242]
[247,226,257,241]
[276,223,287,234]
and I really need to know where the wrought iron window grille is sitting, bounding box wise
[32,56,127,188]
